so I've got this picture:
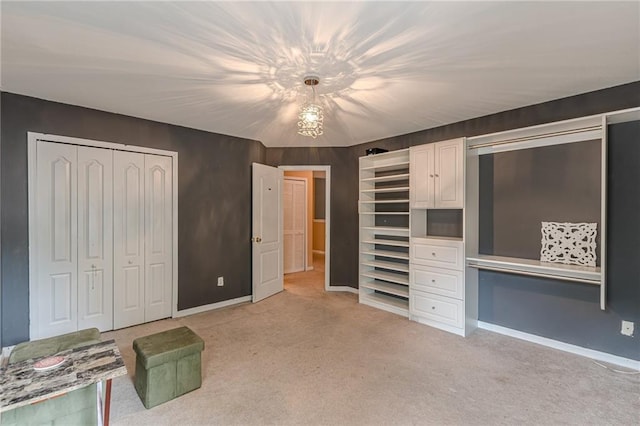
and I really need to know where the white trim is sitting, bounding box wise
[327,286,358,294]
[279,165,331,291]
[478,321,640,371]
[305,266,314,271]
[174,296,252,318]
[27,132,180,335]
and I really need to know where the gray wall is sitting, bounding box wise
[1,92,265,346]
[480,140,602,262]
[265,147,358,288]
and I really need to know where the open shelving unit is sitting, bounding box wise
[359,149,411,317]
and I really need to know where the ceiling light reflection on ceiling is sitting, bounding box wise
[297,76,324,139]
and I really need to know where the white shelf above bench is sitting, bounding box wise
[466,254,601,285]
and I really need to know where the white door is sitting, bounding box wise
[252,163,283,302]
[113,151,145,329]
[283,178,306,274]
[33,141,78,339]
[410,144,435,208]
[434,139,464,208]
[77,146,113,331]
[144,154,173,321]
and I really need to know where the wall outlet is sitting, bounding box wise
[621,320,634,337]
[217,276,224,287]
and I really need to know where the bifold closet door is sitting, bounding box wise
[77,146,113,332]
[33,143,113,338]
[33,141,79,339]
[113,151,146,329]
[144,154,173,322]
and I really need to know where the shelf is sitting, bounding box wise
[411,236,464,243]
[362,249,409,260]
[361,270,409,285]
[359,292,409,317]
[361,226,410,236]
[361,186,410,193]
[466,254,601,285]
[362,239,410,248]
[360,280,409,298]
[361,161,410,173]
[360,212,410,216]
[361,173,410,183]
[361,259,409,273]
[360,199,409,204]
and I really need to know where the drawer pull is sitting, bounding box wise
[431,306,436,310]
[431,279,436,283]
[432,252,436,256]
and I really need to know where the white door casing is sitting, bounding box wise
[29,132,178,339]
[144,154,174,321]
[283,177,306,274]
[32,141,79,339]
[77,146,113,331]
[113,151,145,329]
[252,163,283,302]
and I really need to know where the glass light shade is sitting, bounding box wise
[297,103,324,138]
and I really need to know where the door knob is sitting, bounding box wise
[128,260,133,265]
[252,236,262,243]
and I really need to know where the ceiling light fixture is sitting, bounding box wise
[297,76,324,138]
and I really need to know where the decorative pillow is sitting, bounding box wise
[540,222,597,267]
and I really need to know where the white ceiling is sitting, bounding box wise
[1,1,638,147]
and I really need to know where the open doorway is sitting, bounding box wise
[279,166,330,292]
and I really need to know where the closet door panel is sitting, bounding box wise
[113,151,146,329]
[410,144,435,208]
[33,141,78,339]
[144,154,173,322]
[77,146,113,331]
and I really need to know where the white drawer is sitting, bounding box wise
[411,265,463,300]
[410,291,463,328]
[411,238,464,270]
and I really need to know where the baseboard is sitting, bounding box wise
[327,286,358,294]
[312,250,325,255]
[305,266,314,271]
[478,321,640,370]
[174,296,252,318]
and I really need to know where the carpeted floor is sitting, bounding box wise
[104,256,639,425]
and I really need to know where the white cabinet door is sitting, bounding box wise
[77,146,113,331]
[283,178,306,274]
[434,139,464,208]
[33,141,78,339]
[410,144,435,208]
[144,154,173,322]
[113,151,146,329]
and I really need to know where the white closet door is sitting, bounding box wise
[144,154,173,322]
[33,141,78,339]
[113,151,145,329]
[77,146,113,331]
[283,178,306,274]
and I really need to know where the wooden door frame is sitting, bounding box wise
[278,166,332,291]
[283,176,307,274]
[27,132,179,338]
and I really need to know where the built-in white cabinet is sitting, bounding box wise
[358,149,410,317]
[410,138,464,209]
[29,137,175,339]
[410,237,474,336]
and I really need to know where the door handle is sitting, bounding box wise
[252,236,262,243]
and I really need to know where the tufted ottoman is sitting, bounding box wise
[133,326,204,409]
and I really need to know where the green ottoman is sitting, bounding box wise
[133,326,204,409]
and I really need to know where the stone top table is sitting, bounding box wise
[0,339,126,424]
